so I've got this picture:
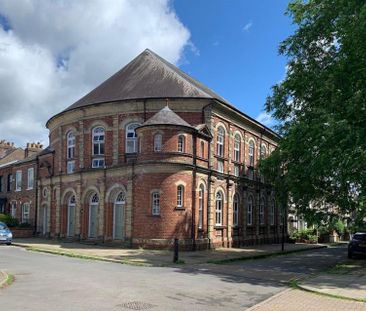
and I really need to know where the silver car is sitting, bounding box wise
[0,221,12,245]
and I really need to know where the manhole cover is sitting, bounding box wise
[119,301,156,310]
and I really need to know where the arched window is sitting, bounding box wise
[92,127,105,168]
[249,140,255,166]
[217,126,225,157]
[198,184,204,229]
[69,195,76,205]
[234,134,241,162]
[113,191,126,240]
[90,193,99,204]
[67,132,75,159]
[247,195,253,225]
[259,197,265,225]
[177,135,185,153]
[154,133,162,152]
[67,132,76,174]
[270,199,275,225]
[177,185,184,208]
[233,193,239,227]
[126,123,140,153]
[151,191,160,215]
[215,191,223,225]
[261,144,267,158]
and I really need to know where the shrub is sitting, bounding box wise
[290,228,318,243]
[18,222,31,228]
[0,213,19,227]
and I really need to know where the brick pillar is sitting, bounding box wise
[207,176,215,243]
[227,181,233,248]
[54,183,61,236]
[76,182,82,236]
[79,120,84,169]
[98,183,105,238]
[36,183,41,232]
[112,116,119,166]
[242,187,247,244]
[125,178,133,242]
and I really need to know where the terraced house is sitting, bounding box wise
[0,49,284,249]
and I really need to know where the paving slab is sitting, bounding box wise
[247,289,366,311]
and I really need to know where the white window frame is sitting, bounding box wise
[154,133,162,152]
[217,159,224,173]
[67,131,76,159]
[22,203,30,223]
[234,165,239,177]
[125,123,140,153]
[177,185,184,208]
[215,191,223,226]
[233,194,239,227]
[92,158,105,168]
[198,185,204,229]
[177,135,185,153]
[152,191,160,215]
[15,170,22,191]
[249,140,255,166]
[11,202,16,218]
[234,134,241,162]
[67,160,75,174]
[27,167,34,190]
[247,196,253,225]
[217,127,225,157]
[92,127,105,156]
[261,144,267,158]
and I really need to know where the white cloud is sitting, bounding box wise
[242,21,253,32]
[0,0,191,147]
[256,111,276,128]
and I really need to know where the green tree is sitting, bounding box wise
[260,0,366,221]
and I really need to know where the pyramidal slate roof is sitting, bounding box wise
[141,106,193,128]
[64,49,229,112]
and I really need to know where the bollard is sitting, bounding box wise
[173,238,179,263]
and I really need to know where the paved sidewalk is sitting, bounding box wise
[247,289,366,311]
[299,260,366,301]
[12,238,324,266]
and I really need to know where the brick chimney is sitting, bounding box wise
[0,140,15,158]
[25,142,43,158]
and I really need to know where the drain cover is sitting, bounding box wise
[120,301,156,310]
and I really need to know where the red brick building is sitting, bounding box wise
[2,49,284,249]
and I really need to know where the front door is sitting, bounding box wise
[89,204,98,238]
[67,203,75,237]
[113,203,124,240]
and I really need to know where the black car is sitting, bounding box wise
[348,232,366,258]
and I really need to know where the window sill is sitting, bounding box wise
[214,225,226,229]
[175,207,185,211]
[26,188,33,191]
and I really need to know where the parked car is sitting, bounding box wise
[348,232,366,258]
[0,221,12,245]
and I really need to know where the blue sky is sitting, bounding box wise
[174,0,295,125]
[0,0,294,145]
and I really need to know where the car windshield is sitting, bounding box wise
[0,224,7,230]
[354,234,366,241]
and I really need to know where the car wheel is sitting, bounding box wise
[6,242,11,246]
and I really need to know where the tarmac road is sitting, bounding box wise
[0,245,346,311]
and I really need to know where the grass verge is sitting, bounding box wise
[207,245,327,264]
[289,277,366,303]
[24,246,153,267]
